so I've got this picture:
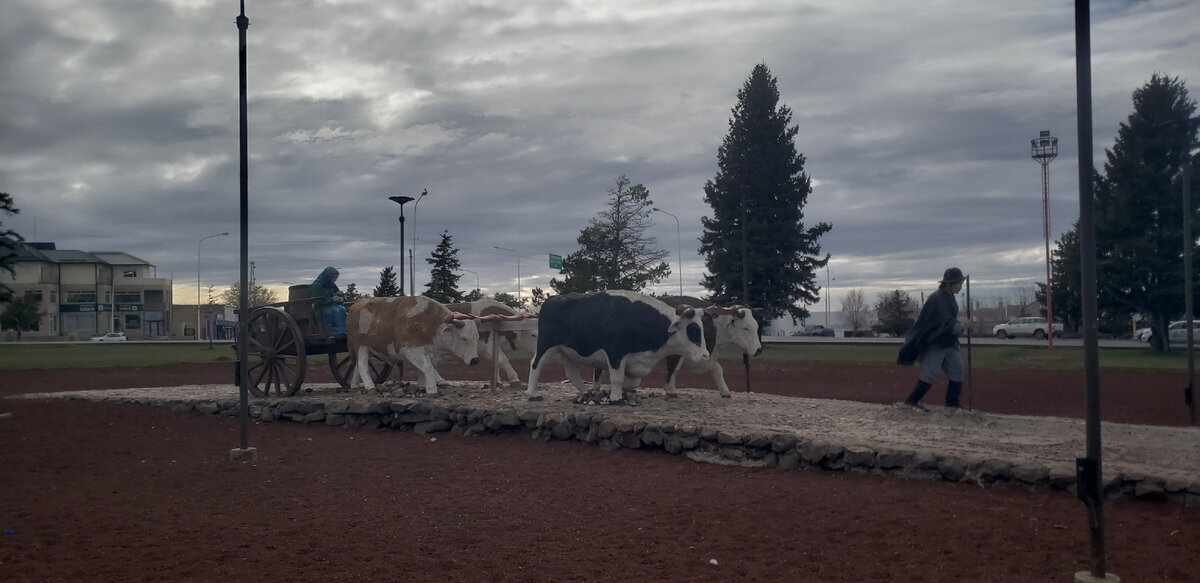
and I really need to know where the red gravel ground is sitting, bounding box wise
[1,360,1198,582]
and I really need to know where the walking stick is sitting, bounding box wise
[965,275,974,410]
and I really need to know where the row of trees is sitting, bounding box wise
[1037,74,1198,351]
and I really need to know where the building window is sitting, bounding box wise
[123,270,137,278]
[24,290,43,303]
[124,314,141,330]
[115,291,141,303]
[66,291,97,304]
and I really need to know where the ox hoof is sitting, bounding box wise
[364,388,379,396]
[527,395,543,402]
[720,394,732,399]
[663,393,679,400]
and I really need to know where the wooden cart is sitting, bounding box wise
[234,288,393,397]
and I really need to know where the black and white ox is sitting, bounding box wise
[657,296,762,398]
[445,299,537,385]
[527,290,709,403]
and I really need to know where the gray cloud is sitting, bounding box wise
[1,0,1197,322]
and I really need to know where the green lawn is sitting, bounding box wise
[0,343,234,371]
[0,341,1190,372]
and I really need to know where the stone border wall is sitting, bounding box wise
[106,394,1199,506]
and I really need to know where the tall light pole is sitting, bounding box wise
[825,262,832,328]
[388,195,415,295]
[1032,130,1058,349]
[493,246,521,304]
[197,232,229,340]
[1160,116,1200,426]
[652,207,683,297]
[409,188,427,296]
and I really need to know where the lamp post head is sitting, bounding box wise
[389,195,415,206]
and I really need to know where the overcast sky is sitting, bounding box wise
[2,0,1198,326]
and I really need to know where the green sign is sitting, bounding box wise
[549,253,562,270]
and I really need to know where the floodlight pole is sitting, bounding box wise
[1161,116,1200,426]
[1032,130,1059,349]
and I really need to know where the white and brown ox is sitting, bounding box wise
[657,296,762,398]
[346,296,480,394]
[445,299,537,385]
[527,290,708,403]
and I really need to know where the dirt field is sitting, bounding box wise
[1,359,1198,582]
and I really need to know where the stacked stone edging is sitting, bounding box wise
[32,385,1197,507]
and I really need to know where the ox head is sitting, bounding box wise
[667,306,709,363]
[437,313,481,365]
[708,306,763,356]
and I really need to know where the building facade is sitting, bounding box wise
[1,242,173,339]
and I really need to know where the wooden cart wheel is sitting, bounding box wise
[245,307,306,397]
[329,350,394,390]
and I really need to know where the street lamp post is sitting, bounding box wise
[652,207,683,297]
[1031,130,1059,349]
[388,195,415,295]
[409,188,427,296]
[825,263,831,328]
[493,246,521,304]
[197,232,229,341]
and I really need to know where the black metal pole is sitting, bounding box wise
[965,275,973,411]
[1074,1,1111,579]
[236,0,251,452]
[399,212,406,296]
[237,0,252,453]
[1185,153,1196,426]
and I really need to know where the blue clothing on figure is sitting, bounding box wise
[310,266,346,334]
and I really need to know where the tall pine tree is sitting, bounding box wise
[423,230,464,303]
[549,175,670,294]
[1093,73,1198,350]
[373,266,401,297]
[699,64,831,322]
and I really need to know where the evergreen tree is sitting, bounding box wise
[1037,223,1083,333]
[342,282,363,302]
[1,192,24,303]
[0,293,42,340]
[462,288,484,302]
[218,281,278,307]
[529,287,551,308]
[1092,73,1198,350]
[492,292,524,310]
[373,266,401,297]
[699,64,831,323]
[874,290,916,337]
[549,175,671,294]
[423,231,464,303]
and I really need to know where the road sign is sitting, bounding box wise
[549,253,562,270]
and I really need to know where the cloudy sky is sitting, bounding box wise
[2,0,1198,326]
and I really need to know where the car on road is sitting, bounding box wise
[1167,320,1200,343]
[991,317,1063,340]
[792,325,835,337]
[90,332,127,342]
[1135,327,1152,341]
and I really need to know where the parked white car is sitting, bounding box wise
[1167,320,1200,343]
[1135,327,1152,341]
[90,332,127,342]
[991,317,1063,340]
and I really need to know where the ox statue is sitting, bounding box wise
[658,296,762,398]
[446,299,537,385]
[527,290,708,403]
[346,296,480,394]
